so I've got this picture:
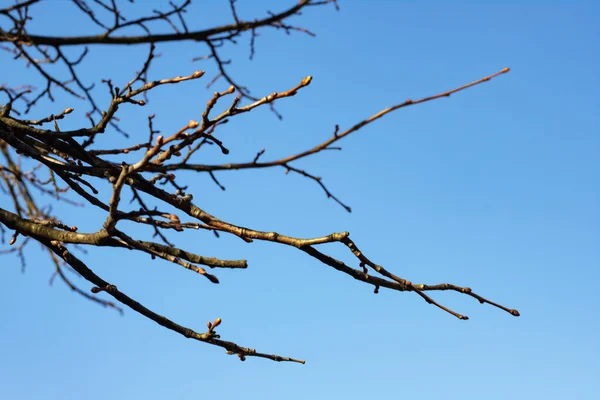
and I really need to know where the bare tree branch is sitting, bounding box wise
[0,0,519,363]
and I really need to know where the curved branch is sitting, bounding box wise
[40,238,303,364]
[0,1,313,46]
[155,69,510,174]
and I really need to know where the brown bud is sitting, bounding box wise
[205,273,219,284]
[123,149,129,154]
[213,318,222,328]
[9,237,16,246]
[510,309,520,316]
[63,108,74,114]
[188,120,199,129]
[301,76,313,86]
[207,321,213,330]
[155,136,163,146]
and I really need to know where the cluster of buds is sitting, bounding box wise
[206,317,222,337]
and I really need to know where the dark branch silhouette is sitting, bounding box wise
[0,0,518,364]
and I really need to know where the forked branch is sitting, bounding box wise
[0,0,518,363]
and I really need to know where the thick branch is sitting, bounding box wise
[0,1,313,46]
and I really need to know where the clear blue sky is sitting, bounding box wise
[1,1,598,399]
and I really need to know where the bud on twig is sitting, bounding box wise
[301,76,312,86]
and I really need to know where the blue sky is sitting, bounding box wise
[0,1,598,399]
